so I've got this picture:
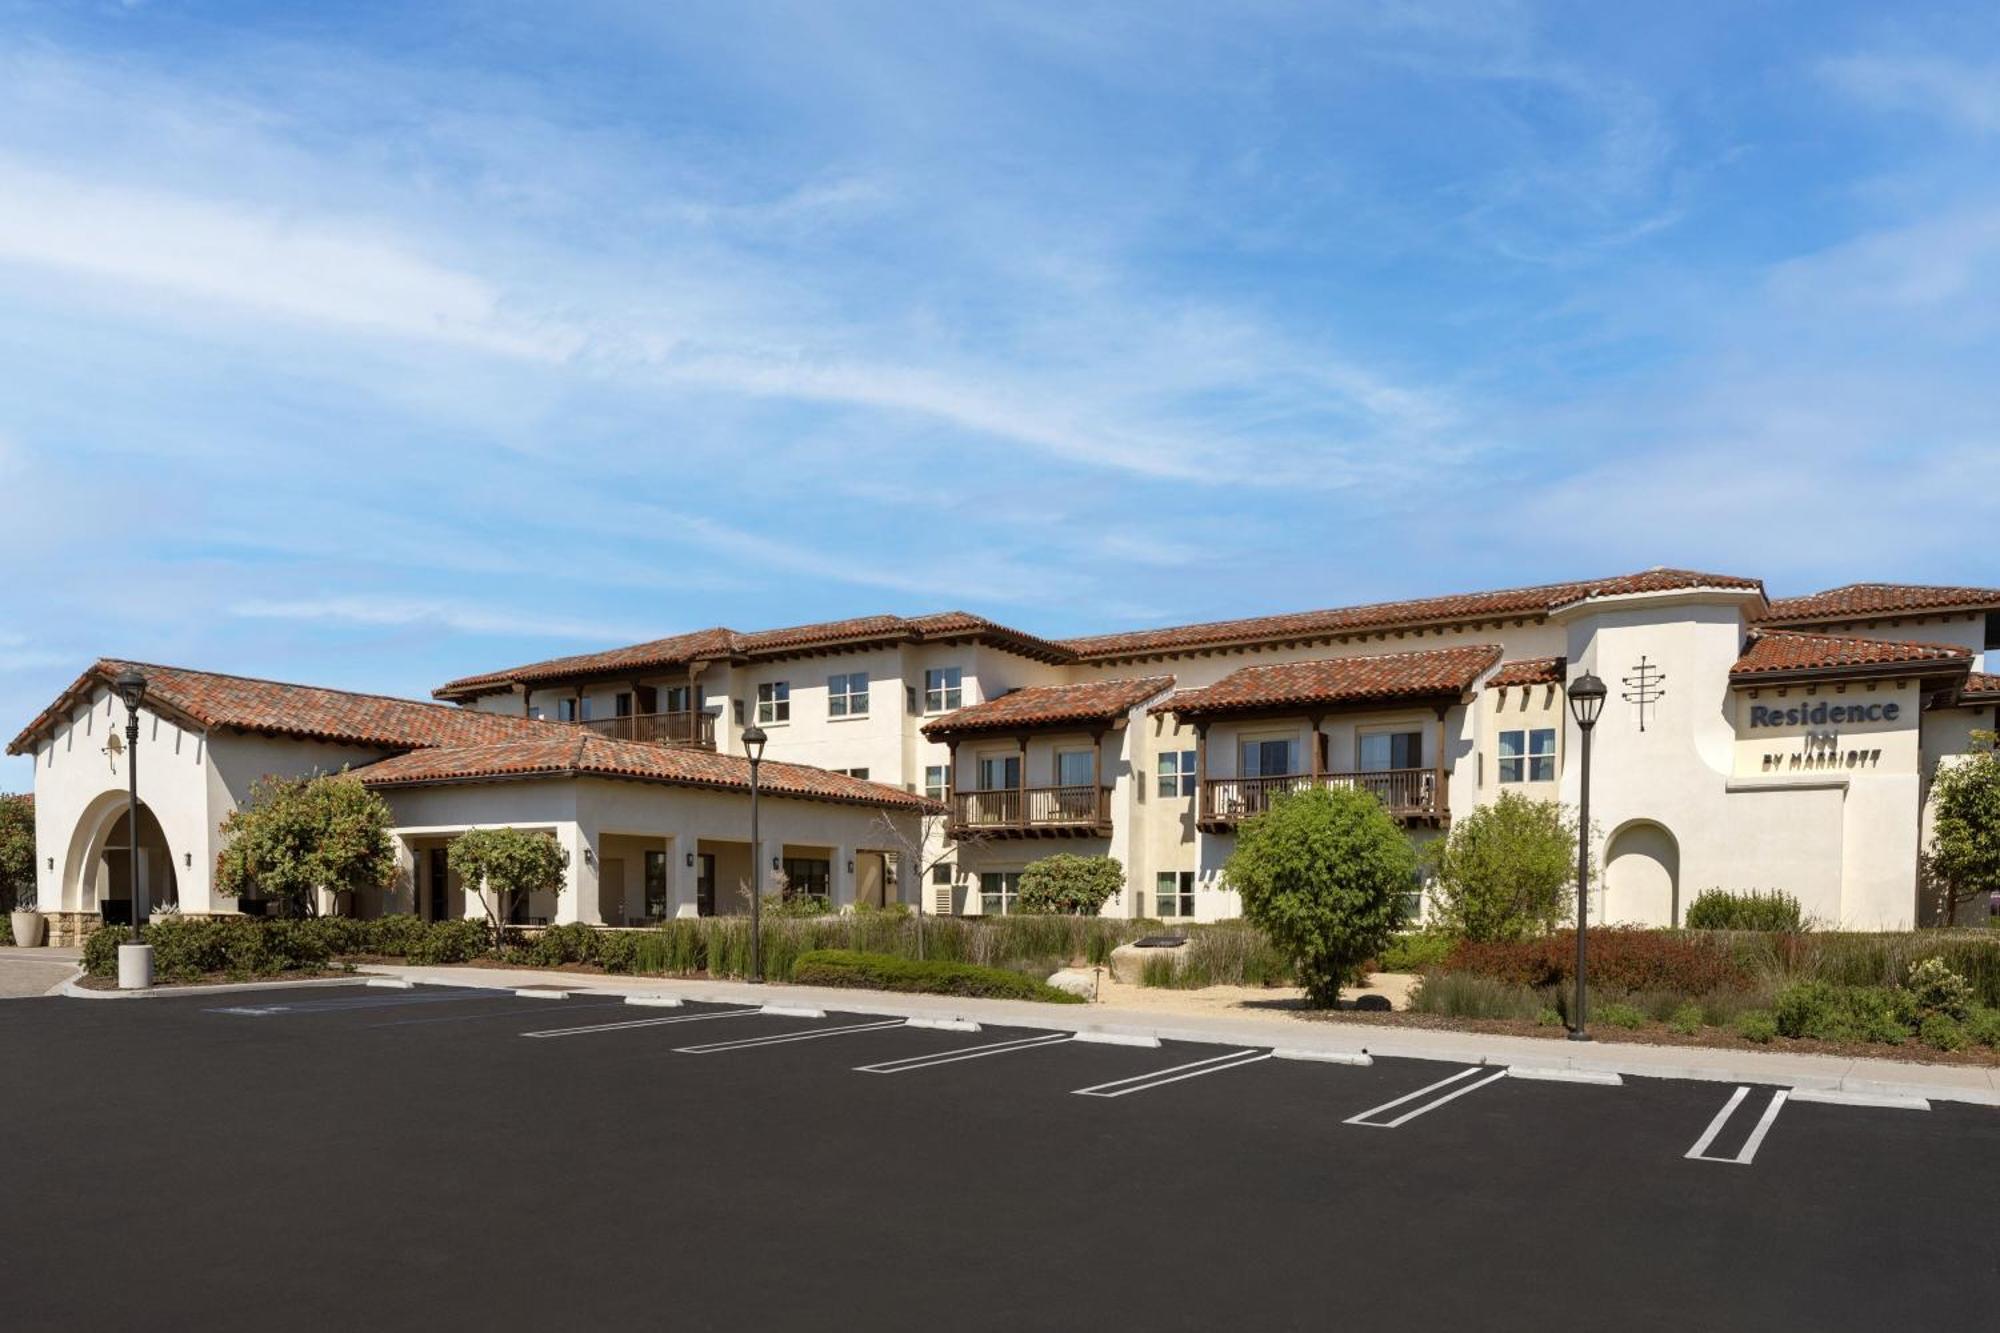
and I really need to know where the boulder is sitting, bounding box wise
[1108,941,1187,986]
[1046,968,1098,999]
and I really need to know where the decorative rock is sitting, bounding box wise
[1352,993,1393,1012]
[1108,943,1183,986]
[1046,968,1098,999]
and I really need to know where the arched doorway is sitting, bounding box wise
[1604,821,1680,927]
[65,793,179,923]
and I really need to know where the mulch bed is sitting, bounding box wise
[75,969,358,991]
[1295,1007,2000,1068]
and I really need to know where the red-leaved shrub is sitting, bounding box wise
[1442,930,1750,994]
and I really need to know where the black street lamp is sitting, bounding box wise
[111,667,149,932]
[1566,669,1607,1041]
[742,723,768,984]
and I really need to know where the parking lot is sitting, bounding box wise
[6,983,1996,1331]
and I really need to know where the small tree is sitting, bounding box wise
[448,827,566,943]
[0,794,34,912]
[215,773,397,917]
[870,806,987,958]
[1017,853,1124,916]
[1226,785,1414,1006]
[1423,792,1584,942]
[1926,732,2000,926]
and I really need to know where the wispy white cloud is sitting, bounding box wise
[1821,54,2000,134]
[228,597,654,642]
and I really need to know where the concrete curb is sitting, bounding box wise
[350,963,2000,1107]
[59,974,375,1001]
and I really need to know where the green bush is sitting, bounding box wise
[1137,925,1292,989]
[1668,1002,1705,1035]
[1422,792,1581,942]
[594,931,641,974]
[1734,1010,1777,1043]
[1904,956,1974,1021]
[364,914,431,959]
[1685,889,1806,932]
[1407,972,1549,1021]
[1376,930,1455,973]
[525,923,600,967]
[1445,930,1751,994]
[1919,1013,1968,1052]
[1535,1005,1564,1027]
[1017,854,1125,916]
[790,949,1085,1003]
[1773,981,1915,1044]
[1599,1001,1645,1030]
[1227,785,1414,1006]
[1966,1007,2000,1048]
[83,925,132,977]
[406,919,490,965]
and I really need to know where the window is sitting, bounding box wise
[1498,728,1556,783]
[828,671,869,717]
[615,692,634,718]
[1398,869,1426,926]
[1155,871,1195,918]
[833,767,870,780]
[781,857,831,899]
[1359,730,1422,771]
[643,850,668,921]
[1240,738,1298,777]
[1157,749,1197,797]
[979,871,1020,915]
[1056,749,1095,788]
[931,863,953,885]
[665,684,697,713]
[756,681,790,724]
[924,764,949,801]
[1987,611,2000,650]
[925,666,963,713]
[558,697,591,723]
[978,754,1021,791]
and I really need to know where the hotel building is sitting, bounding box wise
[13,569,1999,939]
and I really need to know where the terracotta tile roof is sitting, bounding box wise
[1728,631,1973,684]
[435,612,1072,699]
[1062,569,1762,662]
[1956,672,1999,701]
[920,676,1174,739]
[1486,656,1566,689]
[355,732,939,811]
[1761,583,2000,626]
[8,660,562,756]
[1160,644,1503,719]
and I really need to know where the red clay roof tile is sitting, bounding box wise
[1486,656,1566,689]
[1161,644,1502,718]
[920,676,1174,739]
[1728,631,1972,682]
[1761,583,2000,625]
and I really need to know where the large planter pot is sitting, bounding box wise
[117,942,155,990]
[8,910,43,948]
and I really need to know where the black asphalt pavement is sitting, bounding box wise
[3,984,1995,1331]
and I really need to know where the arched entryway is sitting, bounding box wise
[1604,820,1680,927]
[64,791,179,923]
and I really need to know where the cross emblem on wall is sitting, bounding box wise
[1622,656,1666,732]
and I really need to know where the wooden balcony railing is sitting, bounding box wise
[575,710,716,750]
[1199,768,1448,827]
[949,785,1113,837]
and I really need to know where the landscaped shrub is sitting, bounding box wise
[1668,1002,1705,1035]
[83,925,131,977]
[364,914,431,959]
[1016,854,1124,916]
[1376,930,1455,973]
[1967,1007,2000,1048]
[1773,981,1914,1044]
[1904,956,1974,1021]
[1599,1001,1645,1029]
[1407,972,1550,1021]
[1137,925,1292,989]
[1422,792,1581,942]
[1443,929,1751,995]
[525,923,600,967]
[1685,889,1806,932]
[1920,1013,1968,1052]
[406,919,490,965]
[790,949,1085,1002]
[593,931,641,974]
[1734,1010,1777,1043]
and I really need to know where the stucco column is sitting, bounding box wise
[557,822,600,925]
[832,844,854,910]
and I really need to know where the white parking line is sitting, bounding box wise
[856,1032,1071,1074]
[675,1018,907,1054]
[520,1007,762,1039]
[1072,1049,1269,1098]
[1344,1066,1507,1128]
[1687,1087,1788,1165]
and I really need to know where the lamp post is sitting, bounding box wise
[743,723,768,984]
[111,667,154,990]
[1565,669,1607,1040]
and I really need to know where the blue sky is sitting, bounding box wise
[4,1,1998,785]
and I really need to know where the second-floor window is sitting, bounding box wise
[1157,749,1197,797]
[833,767,870,780]
[828,672,869,717]
[559,698,592,723]
[756,681,790,725]
[924,765,949,801]
[1056,750,1095,787]
[925,666,963,713]
[1240,738,1297,777]
[1359,730,1422,771]
[978,754,1021,791]
[1498,728,1556,783]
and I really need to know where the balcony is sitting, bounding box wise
[948,785,1114,838]
[1198,768,1448,830]
[575,710,717,750]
